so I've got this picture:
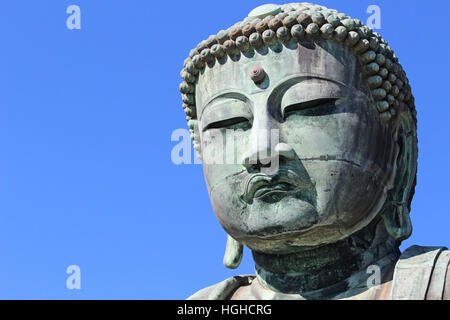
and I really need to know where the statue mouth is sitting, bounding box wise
[253,182,293,199]
[241,168,312,204]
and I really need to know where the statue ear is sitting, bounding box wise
[188,119,202,160]
[382,107,418,242]
[223,234,243,269]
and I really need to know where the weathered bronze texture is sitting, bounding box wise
[179,2,448,300]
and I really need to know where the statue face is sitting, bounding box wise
[196,41,397,254]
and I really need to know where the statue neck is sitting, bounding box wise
[252,218,400,299]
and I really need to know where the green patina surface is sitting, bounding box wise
[181,3,422,300]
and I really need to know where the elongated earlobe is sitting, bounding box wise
[382,108,417,242]
[223,234,243,269]
[383,202,412,241]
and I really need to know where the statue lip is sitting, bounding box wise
[253,182,293,199]
[241,169,311,203]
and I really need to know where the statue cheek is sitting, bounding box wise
[312,161,388,223]
[278,105,394,230]
[209,180,250,236]
[202,166,252,227]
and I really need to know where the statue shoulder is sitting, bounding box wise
[391,245,450,300]
[187,275,255,300]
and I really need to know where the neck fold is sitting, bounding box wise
[252,218,400,299]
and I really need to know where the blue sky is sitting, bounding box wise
[0,0,449,299]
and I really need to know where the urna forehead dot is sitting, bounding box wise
[248,4,281,19]
[250,66,266,84]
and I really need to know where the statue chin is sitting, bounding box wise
[236,197,320,254]
[229,195,319,251]
[246,195,319,236]
[212,193,378,255]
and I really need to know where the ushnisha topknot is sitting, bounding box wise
[179,3,416,155]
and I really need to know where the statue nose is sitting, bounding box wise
[242,142,296,172]
[275,142,296,161]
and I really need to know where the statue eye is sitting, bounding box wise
[203,117,251,131]
[283,98,339,118]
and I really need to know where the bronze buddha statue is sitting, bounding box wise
[179,2,449,300]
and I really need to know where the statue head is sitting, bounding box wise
[179,3,417,258]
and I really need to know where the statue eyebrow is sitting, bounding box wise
[267,74,368,109]
[268,75,350,103]
[201,92,249,119]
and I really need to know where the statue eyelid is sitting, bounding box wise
[270,77,345,115]
[279,80,348,118]
[200,99,252,132]
[202,117,251,131]
[282,97,342,118]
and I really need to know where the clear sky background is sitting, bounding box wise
[0,0,449,299]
